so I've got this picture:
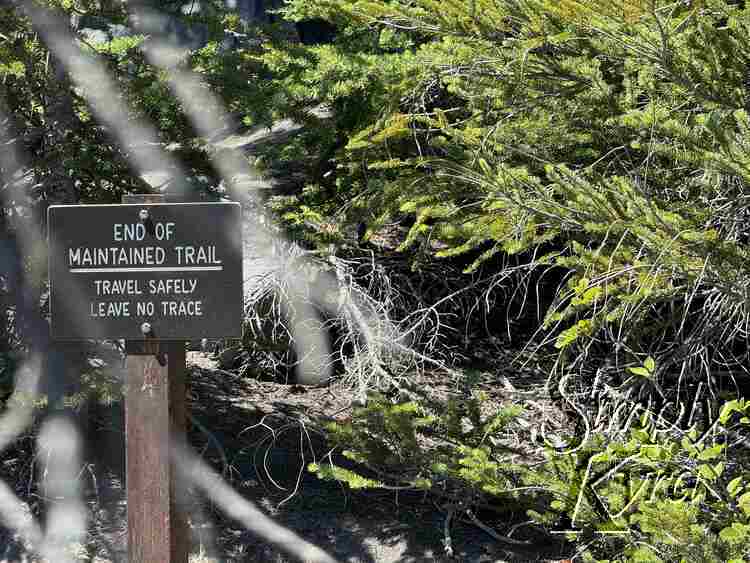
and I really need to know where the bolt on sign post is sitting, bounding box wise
[48,195,242,562]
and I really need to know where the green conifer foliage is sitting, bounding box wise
[268,0,750,394]
[256,2,750,557]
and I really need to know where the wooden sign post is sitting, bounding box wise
[122,194,186,563]
[124,333,188,562]
[48,195,242,562]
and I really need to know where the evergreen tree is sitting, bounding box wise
[266,0,750,393]
[257,1,750,558]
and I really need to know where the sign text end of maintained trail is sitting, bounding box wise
[48,202,243,340]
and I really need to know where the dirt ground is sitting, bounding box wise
[0,348,573,563]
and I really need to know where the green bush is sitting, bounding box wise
[252,2,750,558]
[526,408,750,562]
[309,389,528,503]
[255,0,750,391]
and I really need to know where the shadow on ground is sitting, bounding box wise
[0,349,571,562]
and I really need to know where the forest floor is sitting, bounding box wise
[0,346,574,563]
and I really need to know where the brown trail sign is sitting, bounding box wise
[48,201,242,340]
[48,196,243,562]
